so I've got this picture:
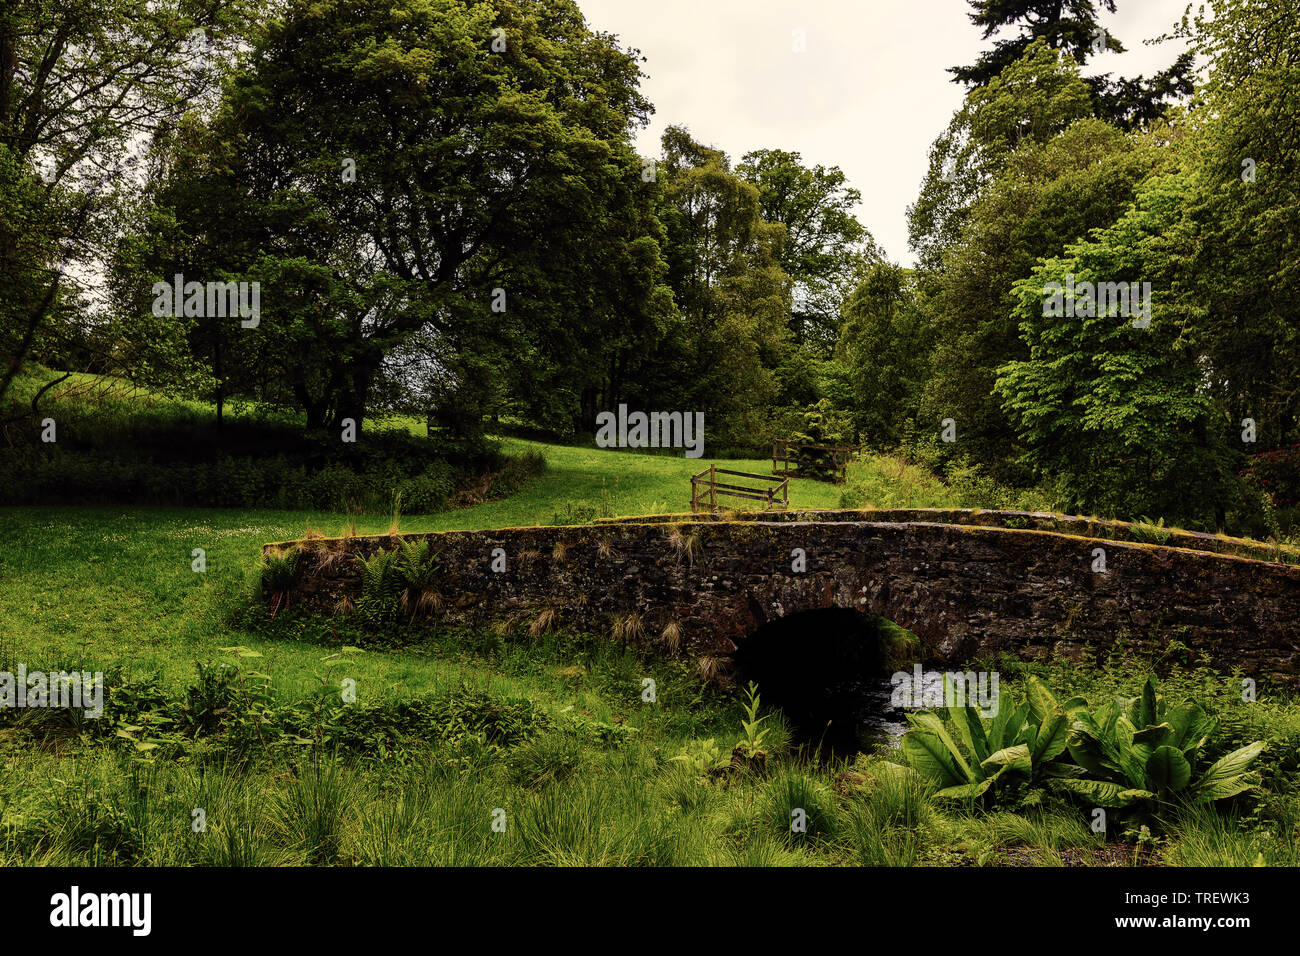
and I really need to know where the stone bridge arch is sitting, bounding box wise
[266,509,1300,688]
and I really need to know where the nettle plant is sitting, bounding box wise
[894,675,1265,831]
[669,682,773,778]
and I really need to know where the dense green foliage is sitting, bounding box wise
[3,428,1298,866]
[9,0,1298,535]
[735,148,873,352]
[7,0,1300,874]
[0,369,541,512]
[2,599,1296,865]
[888,0,1300,533]
[0,0,251,406]
[5,0,883,463]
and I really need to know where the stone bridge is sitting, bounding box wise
[265,509,1300,688]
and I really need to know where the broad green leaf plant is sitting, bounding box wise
[894,674,1265,829]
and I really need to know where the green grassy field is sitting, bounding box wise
[0,436,847,691]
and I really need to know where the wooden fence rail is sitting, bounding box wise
[690,464,789,513]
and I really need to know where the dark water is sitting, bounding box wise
[852,675,909,753]
[733,608,910,762]
[782,673,908,761]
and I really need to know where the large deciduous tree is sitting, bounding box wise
[1169,0,1300,454]
[908,38,1094,272]
[994,173,1229,521]
[121,0,671,439]
[993,0,1300,527]
[831,262,932,449]
[900,43,1162,475]
[917,113,1165,476]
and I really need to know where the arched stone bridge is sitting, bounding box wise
[266,509,1300,688]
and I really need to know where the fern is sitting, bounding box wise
[262,548,303,618]
[396,539,442,618]
[261,548,302,593]
[356,549,403,626]
[1131,515,1171,545]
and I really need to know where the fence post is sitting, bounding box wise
[709,464,716,511]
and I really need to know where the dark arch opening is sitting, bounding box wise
[732,607,913,759]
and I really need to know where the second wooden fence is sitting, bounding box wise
[690,464,789,513]
[772,439,862,484]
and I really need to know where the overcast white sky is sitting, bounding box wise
[579,0,1195,265]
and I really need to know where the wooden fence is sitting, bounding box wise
[690,464,789,513]
[772,439,862,484]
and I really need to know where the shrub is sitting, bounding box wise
[1241,444,1300,508]
[789,399,852,482]
[11,656,551,766]
[0,405,541,514]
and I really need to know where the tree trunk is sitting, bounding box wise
[330,353,382,437]
[293,381,328,431]
[213,321,224,434]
